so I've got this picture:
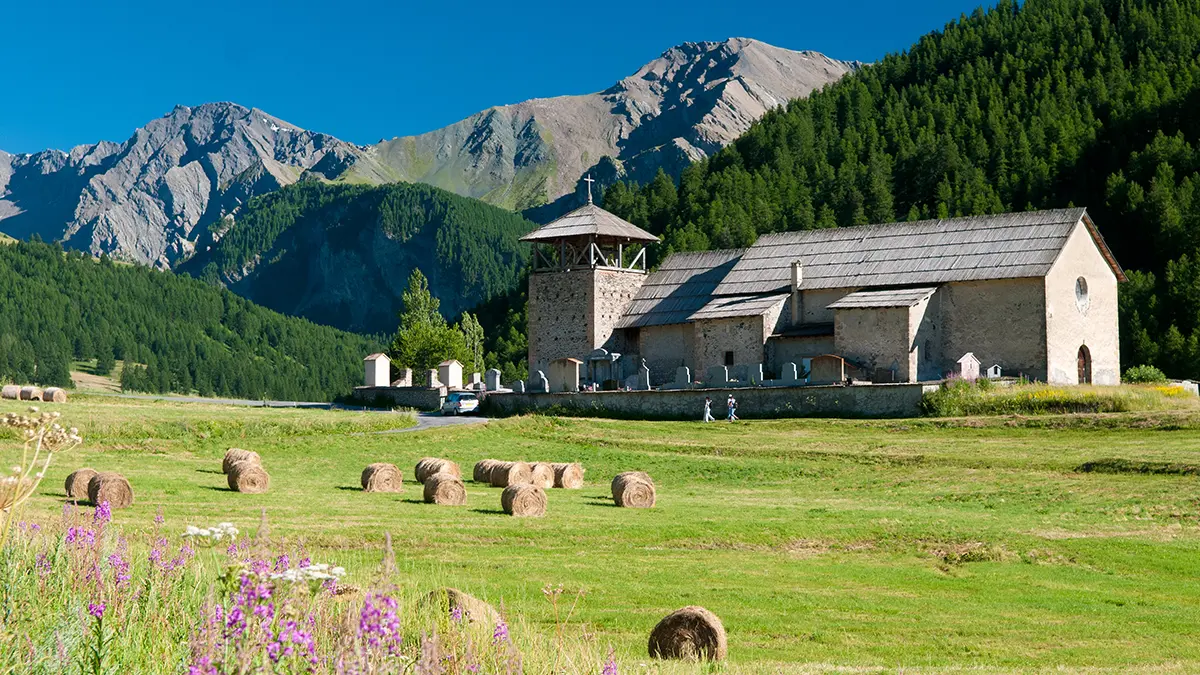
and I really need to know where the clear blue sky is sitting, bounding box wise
[1,0,987,154]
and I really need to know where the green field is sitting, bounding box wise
[4,395,1200,672]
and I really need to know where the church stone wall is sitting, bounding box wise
[1044,223,1121,384]
[801,287,856,323]
[591,269,645,352]
[940,278,1047,381]
[835,306,916,381]
[639,324,694,385]
[693,316,767,378]
[527,270,595,376]
[528,268,645,376]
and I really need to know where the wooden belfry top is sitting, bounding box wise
[519,204,659,244]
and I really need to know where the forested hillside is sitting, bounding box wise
[604,0,1200,378]
[179,181,534,334]
[0,240,378,399]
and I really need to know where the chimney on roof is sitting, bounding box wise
[790,260,803,326]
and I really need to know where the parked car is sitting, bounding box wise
[441,392,479,415]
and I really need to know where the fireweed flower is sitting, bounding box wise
[602,647,618,675]
[93,501,112,526]
[88,602,105,619]
[450,605,464,623]
[358,593,402,654]
[492,620,509,644]
[35,553,52,578]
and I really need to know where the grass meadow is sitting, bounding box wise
[2,394,1200,672]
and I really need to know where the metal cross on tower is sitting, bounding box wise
[583,174,595,204]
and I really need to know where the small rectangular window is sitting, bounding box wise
[724,351,735,366]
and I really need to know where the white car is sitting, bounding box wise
[441,392,479,415]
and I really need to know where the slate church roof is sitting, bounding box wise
[519,204,659,243]
[616,208,1123,329]
[712,208,1124,296]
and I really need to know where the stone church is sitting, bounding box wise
[522,202,1124,388]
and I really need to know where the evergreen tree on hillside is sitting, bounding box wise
[605,0,1200,378]
[388,270,472,374]
[0,240,377,399]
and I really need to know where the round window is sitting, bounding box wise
[1075,277,1089,313]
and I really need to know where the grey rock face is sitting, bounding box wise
[0,38,851,266]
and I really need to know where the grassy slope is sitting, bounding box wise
[8,398,1200,671]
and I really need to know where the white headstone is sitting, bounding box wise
[470,372,482,386]
[426,369,441,388]
[536,371,550,393]
[637,361,651,390]
[675,366,691,386]
[485,368,502,391]
[706,366,728,386]
[513,380,526,394]
[782,362,799,382]
[746,363,763,384]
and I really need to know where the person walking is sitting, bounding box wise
[703,396,714,422]
[726,394,738,421]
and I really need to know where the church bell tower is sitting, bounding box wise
[521,179,659,376]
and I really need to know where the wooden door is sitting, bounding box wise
[1077,345,1092,384]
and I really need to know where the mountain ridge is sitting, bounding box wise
[0,38,852,267]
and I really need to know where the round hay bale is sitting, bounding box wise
[612,472,656,508]
[418,587,501,626]
[423,473,467,505]
[1,384,21,400]
[42,387,68,403]
[64,467,98,501]
[86,472,133,509]
[489,461,533,488]
[648,606,727,662]
[528,462,555,489]
[551,462,585,489]
[19,386,43,402]
[361,463,403,493]
[222,448,261,475]
[612,471,654,493]
[473,459,500,483]
[415,457,461,483]
[501,483,546,517]
[227,460,270,494]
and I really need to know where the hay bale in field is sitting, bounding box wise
[227,460,270,494]
[64,468,98,501]
[612,472,656,508]
[551,462,585,489]
[361,463,403,493]
[528,462,555,489]
[19,386,43,402]
[423,473,467,505]
[473,459,500,483]
[222,448,261,475]
[415,457,461,483]
[489,461,533,488]
[86,472,133,509]
[1,384,21,400]
[418,587,501,626]
[648,606,727,662]
[501,483,546,517]
[42,387,68,403]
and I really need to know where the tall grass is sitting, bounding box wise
[920,380,1200,416]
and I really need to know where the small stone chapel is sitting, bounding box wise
[522,197,1124,388]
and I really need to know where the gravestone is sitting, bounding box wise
[425,369,441,388]
[531,371,550,393]
[745,363,763,384]
[391,367,413,388]
[706,366,728,386]
[438,360,464,389]
[781,362,799,382]
[470,372,482,387]
[636,360,651,390]
[513,380,526,393]
[485,368,502,391]
[675,366,691,387]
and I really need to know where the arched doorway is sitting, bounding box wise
[1077,345,1092,384]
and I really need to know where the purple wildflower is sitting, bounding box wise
[93,501,111,526]
[154,508,165,526]
[602,647,618,675]
[274,553,289,573]
[492,619,509,644]
[35,553,52,578]
[358,593,402,655]
[107,551,131,589]
[450,605,463,623]
[88,602,105,619]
